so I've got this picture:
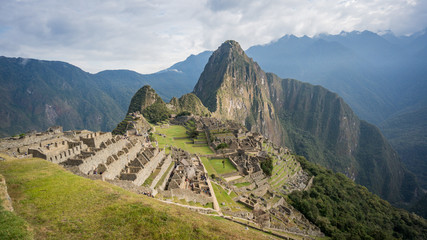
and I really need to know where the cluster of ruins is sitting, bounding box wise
[0,114,323,238]
[160,147,213,206]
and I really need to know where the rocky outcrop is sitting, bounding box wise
[0,174,14,212]
[193,40,285,145]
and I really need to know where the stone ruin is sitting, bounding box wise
[160,147,213,206]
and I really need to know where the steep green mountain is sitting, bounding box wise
[193,40,420,205]
[168,93,210,116]
[289,156,427,239]
[380,107,427,190]
[0,56,123,136]
[127,85,166,114]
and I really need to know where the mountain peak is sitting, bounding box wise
[215,40,245,59]
[193,40,260,113]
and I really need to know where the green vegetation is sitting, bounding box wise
[155,162,175,189]
[260,156,273,176]
[154,125,213,155]
[234,182,251,188]
[176,111,192,117]
[211,182,249,211]
[0,203,32,240]
[215,143,229,150]
[0,156,269,239]
[142,102,171,124]
[288,156,427,240]
[112,114,134,135]
[208,158,237,175]
[0,174,32,240]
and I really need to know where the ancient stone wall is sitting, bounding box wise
[158,160,176,191]
[103,141,142,180]
[80,132,112,148]
[150,154,173,189]
[0,131,64,152]
[77,138,128,174]
[133,149,165,186]
[170,188,212,205]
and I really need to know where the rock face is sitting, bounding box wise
[193,40,285,144]
[193,40,419,205]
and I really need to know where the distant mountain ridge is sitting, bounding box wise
[193,40,420,206]
[0,52,210,137]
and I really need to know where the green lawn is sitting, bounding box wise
[209,158,237,175]
[154,162,175,189]
[201,157,217,176]
[0,155,269,240]
[200,158,237,178]
[234,182,251,188]
[154,125,214,155]
[211,183,251,212]
[143,168,161,187]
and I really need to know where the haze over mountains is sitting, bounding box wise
[1,30,426,212]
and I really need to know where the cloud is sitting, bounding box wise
[0,0,425,73]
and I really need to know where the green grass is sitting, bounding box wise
[0,198,32,240]
[143,168,161,187]
[200,157,217,176]
[0,155,270,240]
[154,125,214,155]
[209,158,237,175]
[211,182,251,212]
[154,162,175,189]
[234,182,251,188]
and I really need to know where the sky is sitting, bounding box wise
[0,0,426,74]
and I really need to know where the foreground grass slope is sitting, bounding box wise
[0,155,269,240]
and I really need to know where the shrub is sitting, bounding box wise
[260,156,273,176]
[216,143,229,150]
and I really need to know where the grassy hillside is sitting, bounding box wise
[0,155,269,240]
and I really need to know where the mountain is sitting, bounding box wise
[193,40,420,205]
[0,52,210,137]
[380,107,427,190]
[0,56,123,136]
[94,51,211,109]
[168,93,210,116]
[115,85,209,128]
[245,30,427,199]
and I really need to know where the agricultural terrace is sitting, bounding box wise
[200,157,237,178]
[152,124,213,155]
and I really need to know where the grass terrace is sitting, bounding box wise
[209,158,237,175]
[153,125,214,155]
[211,182,251,212]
